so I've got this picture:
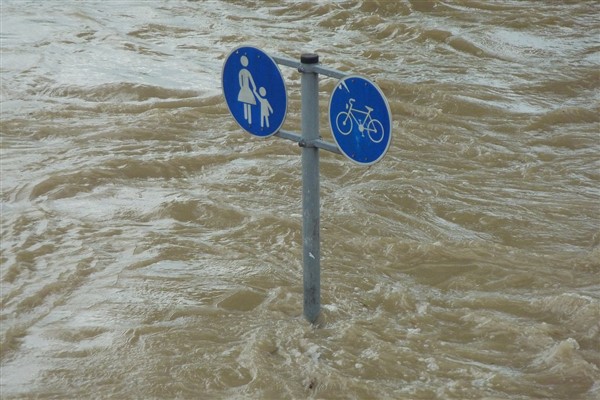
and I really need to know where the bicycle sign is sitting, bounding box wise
[329,76,392,165]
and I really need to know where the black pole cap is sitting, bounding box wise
[300,53,319,64]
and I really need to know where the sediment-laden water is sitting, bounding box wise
[1,1,599,399]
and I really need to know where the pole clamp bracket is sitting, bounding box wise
[298,139,315,148]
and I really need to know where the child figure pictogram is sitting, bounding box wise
[256,87,273,128]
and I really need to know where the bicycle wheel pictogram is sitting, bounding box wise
[367,119,384,143]
[335,111,353,135]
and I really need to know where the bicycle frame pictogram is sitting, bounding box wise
[335,98,384,143]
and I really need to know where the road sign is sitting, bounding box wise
[329,76,392,165]
[222,46,287,137]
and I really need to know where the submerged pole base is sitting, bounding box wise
[300,52,321,324]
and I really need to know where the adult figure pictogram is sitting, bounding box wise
[237,55,257,124]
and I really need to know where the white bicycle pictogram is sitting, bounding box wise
[335,98,385,143]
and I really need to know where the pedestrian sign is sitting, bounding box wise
[222,46,287,137]
[329,76,392,165]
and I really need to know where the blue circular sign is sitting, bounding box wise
[222,46,287,137]
[329,76,392,165]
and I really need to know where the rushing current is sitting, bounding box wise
[1,1,599,399]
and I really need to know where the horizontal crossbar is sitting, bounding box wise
[271,55,344,155]
[276,129,342,155]
[272,55,348,80]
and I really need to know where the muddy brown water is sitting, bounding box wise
[1,1,599,399]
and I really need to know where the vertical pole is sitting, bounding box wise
[300,53,320,324]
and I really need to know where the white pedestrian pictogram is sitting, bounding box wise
[256,87,273,128]
[237,56,257,124]
[236,56,274,128]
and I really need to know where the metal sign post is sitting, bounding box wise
[299,53,321,323]
[222,47,392,324]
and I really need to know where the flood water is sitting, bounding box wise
[1,1,599,399]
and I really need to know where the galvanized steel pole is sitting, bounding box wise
[300,53,320,323]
